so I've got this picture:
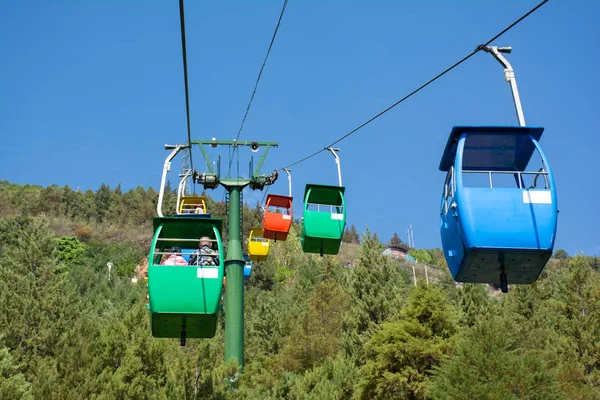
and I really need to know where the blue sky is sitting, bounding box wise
[1,1,599,257]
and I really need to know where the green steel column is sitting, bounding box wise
[224,186,245,367]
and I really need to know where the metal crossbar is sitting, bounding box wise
[463,169,549,189]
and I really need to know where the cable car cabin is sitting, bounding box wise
[178,196,208,215]
[301,184,346,256]
[248,228,269,262]
[243,254,253,280]
[439,126,557,292]
[262,194,293,241]
[147,217,224,343]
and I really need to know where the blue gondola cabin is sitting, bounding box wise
[439,126,558,292]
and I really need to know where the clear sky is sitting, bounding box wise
[1,1,598,256]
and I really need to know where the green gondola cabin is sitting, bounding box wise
[147,216,224,342]
[301,184,346,256]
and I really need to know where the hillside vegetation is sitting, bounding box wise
[0,181,599,399]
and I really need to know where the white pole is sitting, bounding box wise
[425,264,429,285]
[481,46,526,126]
[158,145,183,217]
[283,168,292,197]
[326,148,342,187]
[412,264,417,287]
[107,262,113,281]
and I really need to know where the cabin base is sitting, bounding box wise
[262,230,289,241]
[150,312,218,339]
[301,236,341,255]
[454,248,552,286]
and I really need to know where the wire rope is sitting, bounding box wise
[279,0,549,170]
[228,0,289,177]
[179,0,195,173]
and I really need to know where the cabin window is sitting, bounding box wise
[267,205,290,214]
[460,134,550,189]
[306,203,344,214]
[442,166,454,214]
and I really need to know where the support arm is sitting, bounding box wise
[283,168,292,197]
[326,147,342,187]
[481,45,526,126]
[157,144,185,217]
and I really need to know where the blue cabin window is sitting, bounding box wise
[460,133,550,190]
[441,166,455,215]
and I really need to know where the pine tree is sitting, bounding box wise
[0,216,76,381]
[341,232,408,362]
[356,284,457,400]
[458,284,495,327]
[388,232,404,248]
[342,224,360,244]
[279,280,349,372]
[0,346,32,400]
[95,184,113,223]
[428,316,565,400]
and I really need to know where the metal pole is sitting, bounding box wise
[412,264,417,287]
[283,168,292,197]
[224,186,245,367]
[424,263,429,285]
[176,170,192,211]
[158,144,184,217]
[481,46,526,126]
[326,148,342,186]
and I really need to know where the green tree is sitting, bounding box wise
[288,356,359,400]
[0,346,32,400]
[342,224,360,244]
[409,248,433,265]
[341,232,408,362]
[387,232,405,248]
[356,284,456,400]
[56,236,85,263]
[553,248,569,260]
[0,216,76,381]
[458,284,495,327]
[95,183,113,224]
[429,316,565,400]
[279,280,350,372]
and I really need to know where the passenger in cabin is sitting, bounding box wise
[194,205,205,214]
[161,246,188,266]
[189,236,219,266]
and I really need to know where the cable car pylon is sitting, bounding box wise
[193,139,278,367]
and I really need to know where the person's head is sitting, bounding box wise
[169,246,182,254]
[199,236,212,248]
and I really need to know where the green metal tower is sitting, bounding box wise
[193,139,278,366]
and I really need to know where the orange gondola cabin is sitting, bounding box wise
[262,194,293,241]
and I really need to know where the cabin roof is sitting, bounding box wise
[304,184,345,206]
[439,126,544,172]
[153,216,223,237]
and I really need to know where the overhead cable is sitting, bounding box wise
[179,0,194,172]
[228,0,289,177]
[280,0,549,169]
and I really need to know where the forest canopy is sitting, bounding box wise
[0,181,598,399]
